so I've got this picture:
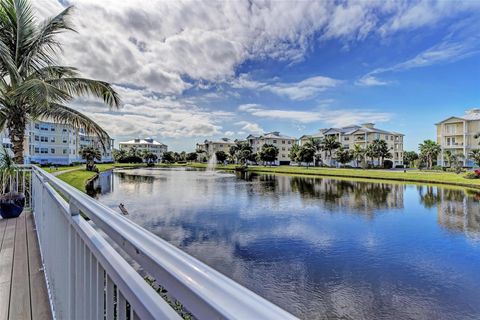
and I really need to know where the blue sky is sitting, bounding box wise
[36,0,480,151]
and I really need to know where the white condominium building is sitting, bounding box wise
[1,120,114,165]
[195,138,235,160]
[118,138,168,160]
[246,131,297,165]
[436,109,480,167]
[300,123,404,166]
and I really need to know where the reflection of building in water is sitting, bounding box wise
[242,173,405,217]
[435,188,480,237]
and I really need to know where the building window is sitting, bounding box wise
[35,135,39,141]
[40,148,48,154]
[51,148,55,154]
[282,147,285,151]
[273,140,277,143]
[344,137,350,141]
[63,149,67,154]
[51,127,55,132]
[34,123,39,129]
[34,147,39,153]
[51,137,55,143]
[63,128,67,133]
[63,138,67,143]
[282,140,285,144]
[445,124,456,135]
[288,141,291,144]
[40,136,48,142]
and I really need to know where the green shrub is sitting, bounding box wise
[463,172,479,179]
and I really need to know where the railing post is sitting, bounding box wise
[68,200,80,319]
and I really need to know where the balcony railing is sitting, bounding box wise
[31,166,297,320]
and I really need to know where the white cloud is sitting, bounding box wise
[72,86,233,141]
[235,121,264,135]
[238,104,391,127]
[358,19,480,86]
[232,75,341,100]
[356,75,390,87]
[34,0,480,96]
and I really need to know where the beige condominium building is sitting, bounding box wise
[300,123,404,167]
[195,138,235,161]
[436,109,480,167]
[246,131,297,165]
[119,138,168,160]
[1,120,114,165]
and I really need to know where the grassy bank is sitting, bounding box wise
[187,163,480,189]
[51,162,480,192]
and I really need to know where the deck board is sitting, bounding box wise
[0,212,52,320]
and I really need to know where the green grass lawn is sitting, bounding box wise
[50,161,480,193]
[187,163,480,189]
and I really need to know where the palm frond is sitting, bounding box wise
[47,77,121,108]
[35,103,109,149]
[13,78,71,107]
[19,6,74,75]
[29,65,79,79]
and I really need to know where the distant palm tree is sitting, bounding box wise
[443,150,455,168]
[469,149,480,167]
[304,137,322,166]
[79,146,101,171]
[0,0,120,163]
[419,140,441,170]
[320,135,341,166]
[352,144,365,168]
[370,139,391,167]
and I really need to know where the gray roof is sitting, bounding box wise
[259,131,296,140]
[436,109,480,124]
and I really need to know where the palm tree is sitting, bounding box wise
[419,140,441,169]
[288,143,300,164]
[303,137,322,166]
[371,139,391,167]
[443,150,456,168]
[335,147,353,167]
[0,0,121,163]
[365,143,377,167]
[352,144,365,168]
[143,152,158,166]
[79,146,101,171]
[320,135,341,166]
[469,149,480,167]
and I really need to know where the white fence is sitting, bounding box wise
[31,166,298,320]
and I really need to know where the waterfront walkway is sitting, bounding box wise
[0,211,52,320]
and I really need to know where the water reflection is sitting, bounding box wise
[94,168,480,320]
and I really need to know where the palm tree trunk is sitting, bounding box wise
[8,117,27,164]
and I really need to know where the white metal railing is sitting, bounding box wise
[31,166,297,320]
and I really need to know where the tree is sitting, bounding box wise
[469,149,480,167]
[365,144,377,166]
[215,151,227,163]
[320,135,341,166]
[0,1,121,163]
[443,150,455,168]
[288,144,301,163]
[370,139,391,168]
[258,144,279,165]
[335,147,353,167]
[419,140,441,169]
[162,151,174,163]
[112,149,127,162]
[229,141,253,165]
[352,144,365,168]
[297,145,315,167]
[403,151,419,168]
[303,138,322,166]
[79,146,101,171]
[143,152,158,166]
[186,152,197,162]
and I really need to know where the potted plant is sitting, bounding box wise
[0,148,25,219]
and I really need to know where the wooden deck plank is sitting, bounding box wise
[26,213,52,320]
[8,213,31,320]
[0,219,7,249]
[0,219,17,320]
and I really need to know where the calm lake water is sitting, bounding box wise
[93,167,480,320]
